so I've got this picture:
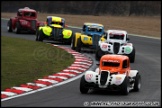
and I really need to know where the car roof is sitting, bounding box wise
[18,7,36,12]
[101,54,128,62]
[47,16,65,21]
[84,22,103,27]
[107,30,127,35]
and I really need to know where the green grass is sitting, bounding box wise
[1,36,74,90]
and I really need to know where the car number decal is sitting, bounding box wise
[85,74,93,80]
[102,44,108,49]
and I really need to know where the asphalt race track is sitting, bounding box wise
[1,19,161,107]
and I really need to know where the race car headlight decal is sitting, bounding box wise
[124,46,132,53]
[116,76,122,80]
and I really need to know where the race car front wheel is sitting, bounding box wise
[80,75,89,94]
[133,73,141,91]
[37,30,44,42]
[71,34,76,50]
[76,37,82,52]
[129,47,135,63]
[15,22,21,34]
[35,29,39,41]
[7,20,12,32]
[120,76,130,95]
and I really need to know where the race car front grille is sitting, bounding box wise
[30,20,36,30]
[113,42,120,54]
[52,28,63,39]
[100,71,108,85]
[92,34,100,47]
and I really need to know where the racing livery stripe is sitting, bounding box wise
[1,44,93,100]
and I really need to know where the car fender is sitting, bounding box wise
[62,29,72,39]
[81,35,92,45]
[84,71,98,83]
[100,42,109,52]
[100,36,106,42]
[95,67,99,73]
[74,32,81,47]
[111,74,126,85]
[129,70,138,78]
[39,26,52,36]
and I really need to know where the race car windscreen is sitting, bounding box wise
[88,26,102,32]
[51,21,63,26]
[24,12,36,17]
[109,34,125,40]
[102,61,120,67]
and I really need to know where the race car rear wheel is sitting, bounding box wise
[71,34,76,50]
[7,20,12,32]
[76,37,82,52]
[37,29,44,42]
[120,76,129,95]
[133,73,141,91]
[80,75,89,94]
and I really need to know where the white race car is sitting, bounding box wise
[95,30,135,63]
[80,54,141,95]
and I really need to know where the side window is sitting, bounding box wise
[122,60,128,68]
[17,11,22,16]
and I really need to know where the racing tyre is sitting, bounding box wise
[129,47,135,63]
[133,73,141,91]
[95,46,105,61]
[80,75,89,94]
[120,76,129,95]
[76,37,82,52]
[7,20,12,32]
[71,34,76,50]
[15,22,21,34]
[66,32,73,45]
[37,30,44,42]
[35,28,39,41]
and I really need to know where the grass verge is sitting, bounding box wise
[1,36,74,90]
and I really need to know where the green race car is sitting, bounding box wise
[36,16,73,44]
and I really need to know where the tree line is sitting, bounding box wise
[1,1,161,16]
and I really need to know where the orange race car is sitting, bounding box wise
[80,54,141,95]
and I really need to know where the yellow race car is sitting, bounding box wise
[71,22,105,52]
[36,16,73,44]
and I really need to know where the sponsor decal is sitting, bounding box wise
[102,44,108,49]
[116,76,122,80]
[103,60,119,63]
[86,74,93,80]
